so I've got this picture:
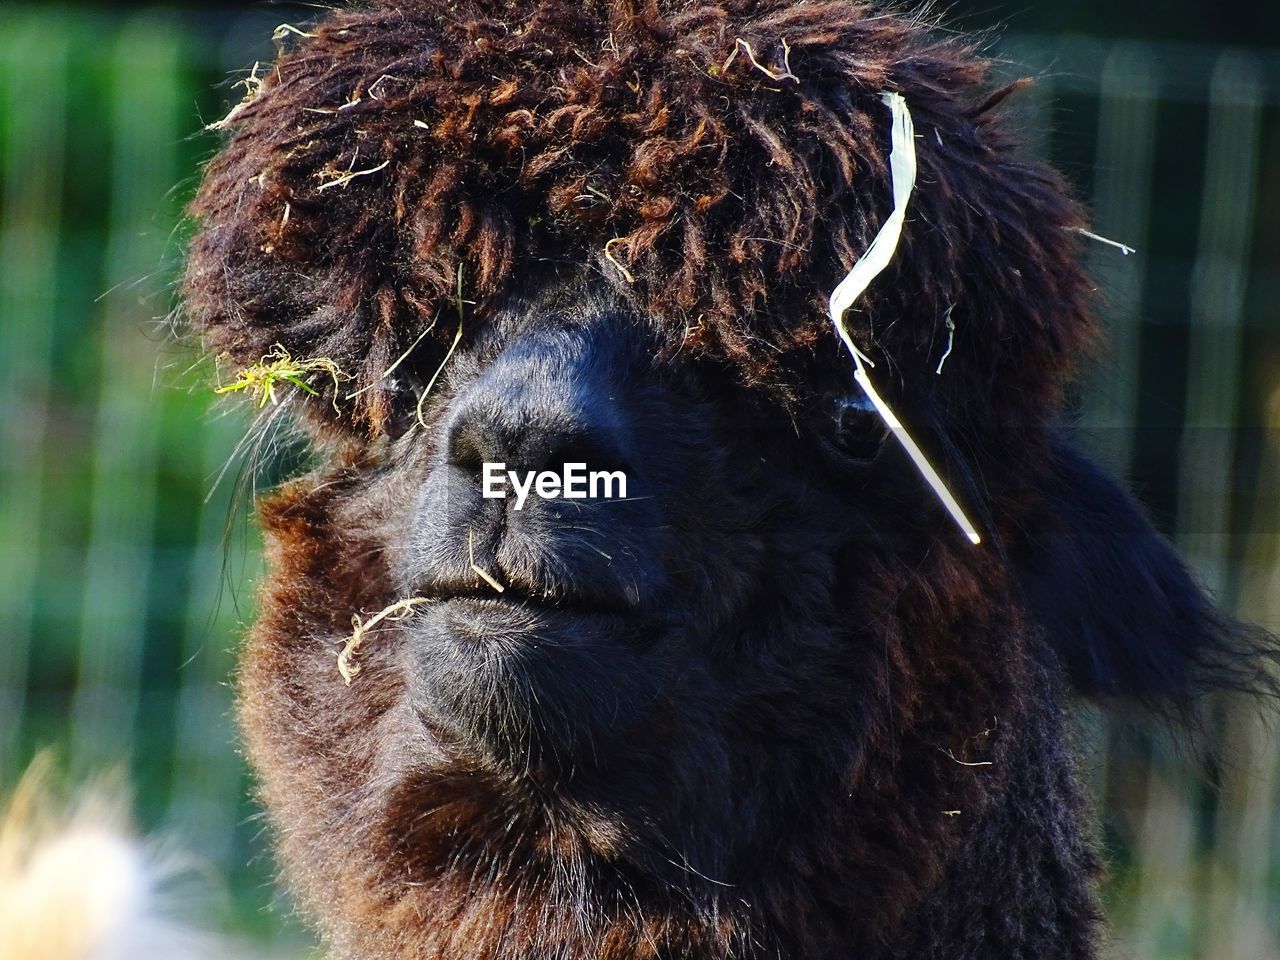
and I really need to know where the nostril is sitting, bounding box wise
[450,407,628,478]
[447,421,492,479]
[444,372,632,486]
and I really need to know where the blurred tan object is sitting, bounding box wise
[0,754,241,960]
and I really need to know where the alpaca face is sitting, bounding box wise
[396,286,902,776]
[235,279,1018,956]
[250,279,927,826]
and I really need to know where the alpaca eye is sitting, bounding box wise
[831,393,891,463]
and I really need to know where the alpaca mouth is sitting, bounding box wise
[434,595,636,634]
[436,588,634,616]
[415,572,645,622]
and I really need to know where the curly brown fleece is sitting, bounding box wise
[185,0,1092,437]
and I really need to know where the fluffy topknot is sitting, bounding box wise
[184,0,1094,435]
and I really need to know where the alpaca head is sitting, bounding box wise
[184,2,1274,957]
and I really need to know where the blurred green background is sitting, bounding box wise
[0,2,1277,957]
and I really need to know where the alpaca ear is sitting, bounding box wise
[1015,437,1278,718]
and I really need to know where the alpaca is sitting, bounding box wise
[182,2,1276,958]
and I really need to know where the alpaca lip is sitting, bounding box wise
[410,581,662,655]
[416,580,641,620]
[437,593,633,623]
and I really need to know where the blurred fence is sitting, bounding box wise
[0,9,1277,957]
